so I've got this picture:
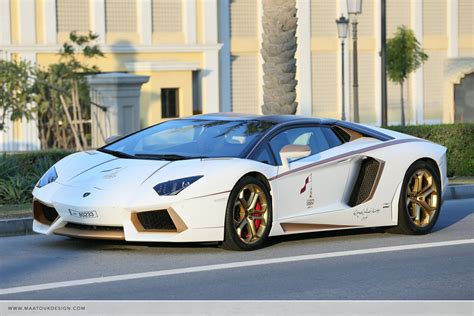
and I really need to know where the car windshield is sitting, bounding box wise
[100,119,275,160]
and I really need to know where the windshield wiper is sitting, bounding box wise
[97,148,135,159]
[134,154,208,161]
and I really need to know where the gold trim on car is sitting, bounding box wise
[280,223,359,232]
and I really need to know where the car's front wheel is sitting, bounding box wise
[222,176,272,251]
[390,160,441,235]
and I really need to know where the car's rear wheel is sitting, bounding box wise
[221,176,272,251]
[390,160,441,235]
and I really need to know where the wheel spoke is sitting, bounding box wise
[248,191,259,210]
[417,199,436,214]
[236,218,248,237]
[238,193,249,211]
[247,218,257,240]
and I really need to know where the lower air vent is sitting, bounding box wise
[348,158,384,207]
[33,200,59,225]
[132,210,178,232]
[65,223,123,232]
[55,223,125,240]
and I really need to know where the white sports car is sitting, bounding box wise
[33,113,447,250]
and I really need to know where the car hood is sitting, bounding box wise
[55,151,170,191]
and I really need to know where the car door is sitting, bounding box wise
[268,126,355,223]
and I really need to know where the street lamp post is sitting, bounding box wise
[336,15,349,121]
[347,0,362,123]
[381,0,388,127]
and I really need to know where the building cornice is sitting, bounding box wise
[125,61,200,72]
[0,43,223,54]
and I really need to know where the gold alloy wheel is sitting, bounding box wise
[406,169,439,227]
[233,184,269,244]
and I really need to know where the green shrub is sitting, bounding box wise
[388,123,474,177]
[0,150,72,205]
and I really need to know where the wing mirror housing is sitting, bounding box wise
[279,144,311,171]
[105,135,121,144]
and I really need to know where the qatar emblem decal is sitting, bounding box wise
[300,174,315,208]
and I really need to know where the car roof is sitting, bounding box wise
[188,112,338,125]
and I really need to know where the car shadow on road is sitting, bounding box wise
[431,199,474,232]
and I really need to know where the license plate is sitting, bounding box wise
[69,209,98,218]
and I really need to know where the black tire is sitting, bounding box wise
[221,176,272,251]
[388,160,442,235]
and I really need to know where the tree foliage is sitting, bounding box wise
[0,59,35,131]
[387,26,428,125]
[32,31,104,150]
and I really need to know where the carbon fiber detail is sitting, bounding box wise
[136,210,177,231]
[349,158,381,207]
[65,223,123,232]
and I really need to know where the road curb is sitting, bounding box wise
[443,184,474,200]
[0,217,33,237]
[0,185,473,238]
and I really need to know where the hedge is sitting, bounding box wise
[388,123,474,177]
[0,150,72,205]
[0,123,472,205]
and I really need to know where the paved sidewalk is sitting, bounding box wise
[0,184,472,237]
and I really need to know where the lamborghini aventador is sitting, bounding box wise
[32,113,447,250]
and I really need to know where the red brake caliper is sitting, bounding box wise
[253,201,262,230]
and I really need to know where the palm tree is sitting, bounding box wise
[261,0,298,115]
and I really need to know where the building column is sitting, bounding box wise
[18,0,36,45]
[411,0,424,124]
[296,0,312,116]
[201,0,220,113]
[19,0,40,150]
[447,0,459,58]
[218,0,232,112]
[90,0,106,44]
[137,0,152,45]
[0,0,11,47]
[183,0,197,44]
[43,0,57,44]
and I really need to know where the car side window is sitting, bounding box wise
[269,126,342,165]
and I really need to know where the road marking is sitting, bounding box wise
[1,239,473,296]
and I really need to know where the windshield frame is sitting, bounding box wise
[97,118,276,160]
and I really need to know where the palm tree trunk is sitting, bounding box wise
[400,80,405,126]
[261,0,298,115]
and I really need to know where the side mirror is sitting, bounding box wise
[279,144,311,170]
[105,135,121,144]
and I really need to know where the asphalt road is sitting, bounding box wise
[0,198,473,300]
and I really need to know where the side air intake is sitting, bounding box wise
[348,157,384,207]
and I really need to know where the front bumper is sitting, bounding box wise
[32,184,230,242]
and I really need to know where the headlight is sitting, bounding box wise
[36,166,58,188]
[154,176,203,196]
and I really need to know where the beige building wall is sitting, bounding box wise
[458,0,474,57]
[423,0,448,122]
[310,0,338,118]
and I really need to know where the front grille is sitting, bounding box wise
[349,158,382,207]
[135,210,177,231]
[65,223,123,232]
[33,200,59,225]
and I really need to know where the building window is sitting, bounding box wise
[152,0,182,33]
[105,0,137,33]
[161,88,179,118]
[57,0,90,33]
